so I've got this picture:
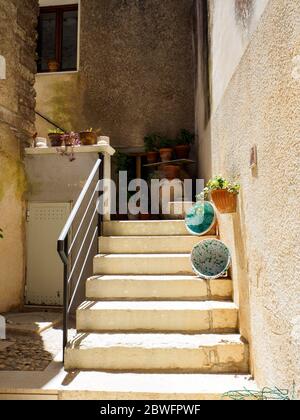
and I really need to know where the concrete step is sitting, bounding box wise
[99,235,215,254]
[86,275,233,301]
[65,333,249,373]
[103,220,215,236]
[77,301,238,333]
[94,254,193,275]
[58,372,257,400]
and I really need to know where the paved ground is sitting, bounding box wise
[0,312,75,372]
[0,328,63,371]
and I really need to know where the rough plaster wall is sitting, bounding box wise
[0,0,38,312]
[209,0,269,112]
[196,0,270,180]
[209,0,299,394]
[36,0,195,147]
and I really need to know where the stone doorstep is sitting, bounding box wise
[4,312,62,335]
[0,357,257,400]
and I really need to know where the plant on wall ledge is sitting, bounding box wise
[144,134,160,164]
[175,129,195,159]
[201,175,240,214]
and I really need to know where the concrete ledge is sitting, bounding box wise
[86,275,233,301]
[65,333,249,373]
[77,301,238,333]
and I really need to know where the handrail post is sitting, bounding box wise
[63,236,69,359]
[98,153,104,237]
[103,150,112,222]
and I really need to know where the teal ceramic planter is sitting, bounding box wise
[185,201,216,236]
[191,239,231,280]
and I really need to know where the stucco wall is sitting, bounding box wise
[200,0,299,394]
[35,0,195,148]
[0,0,38,312]
[196,0,270,179]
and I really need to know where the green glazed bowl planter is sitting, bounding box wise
[185,201,216,236]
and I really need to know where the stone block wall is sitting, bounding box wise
[0,0,38,312]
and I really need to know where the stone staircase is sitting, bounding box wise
[64,220,253,399]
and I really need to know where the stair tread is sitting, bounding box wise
[101,235,216,239]
[67,333,245,349]
[88,274,232,281]
[78,300,237,311]
[95,253,192,258]
[58,371,257,396]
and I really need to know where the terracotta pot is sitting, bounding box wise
[80,131,97,145]
[159,148,173,162]
[174,144,190,159]
[63,134,73,147]
[140,213,151,220]
[48,60,60,72]
[162,164,180,180]
[146,151,159,164]
[210,190,238,213]
[48,133,63,147]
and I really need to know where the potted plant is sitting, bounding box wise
[48,59,60,72]
[79,128,98,145]
[144,134,159,164]
[158,137,174,162]
[62,131,80,147]
[203,175,240,213]
[48,128,64,147]
[175,129,195,159]
[161,164,180,180]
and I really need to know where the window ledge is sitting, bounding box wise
[25,144,115,157]
[37,70,79,76]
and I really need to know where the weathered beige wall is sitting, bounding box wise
[199,0,299,395]
[196,0,270,179]
[0,0,38,312]
[36,0,195,148]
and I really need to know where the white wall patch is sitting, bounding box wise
[0,55,6,80]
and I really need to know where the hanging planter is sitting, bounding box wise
[185,201,216,236]
[210,190,237,214]
[191,239,231,280]
[203,175,240,214]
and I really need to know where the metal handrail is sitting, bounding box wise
[57,157,103,354]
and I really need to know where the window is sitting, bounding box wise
[37,4,78,73]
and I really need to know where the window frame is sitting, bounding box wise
[38,4,79,73]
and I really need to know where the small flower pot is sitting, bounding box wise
[63,134,73,147]
[162,164,180,180]
[159,148,173,162]
[140,213,151,220]
[48,133,63,147]
[174,144,190,159]
[48,60,60,72]
[146,151,159,164]
[210,190,238,214]
[80,131,97,145]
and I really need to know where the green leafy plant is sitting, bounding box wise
[158,136,175,149]
[176,129,195,146]
[114,151,132,172]
[48,128,64,135]
[144,134,160,152]
[199,175,240,200]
